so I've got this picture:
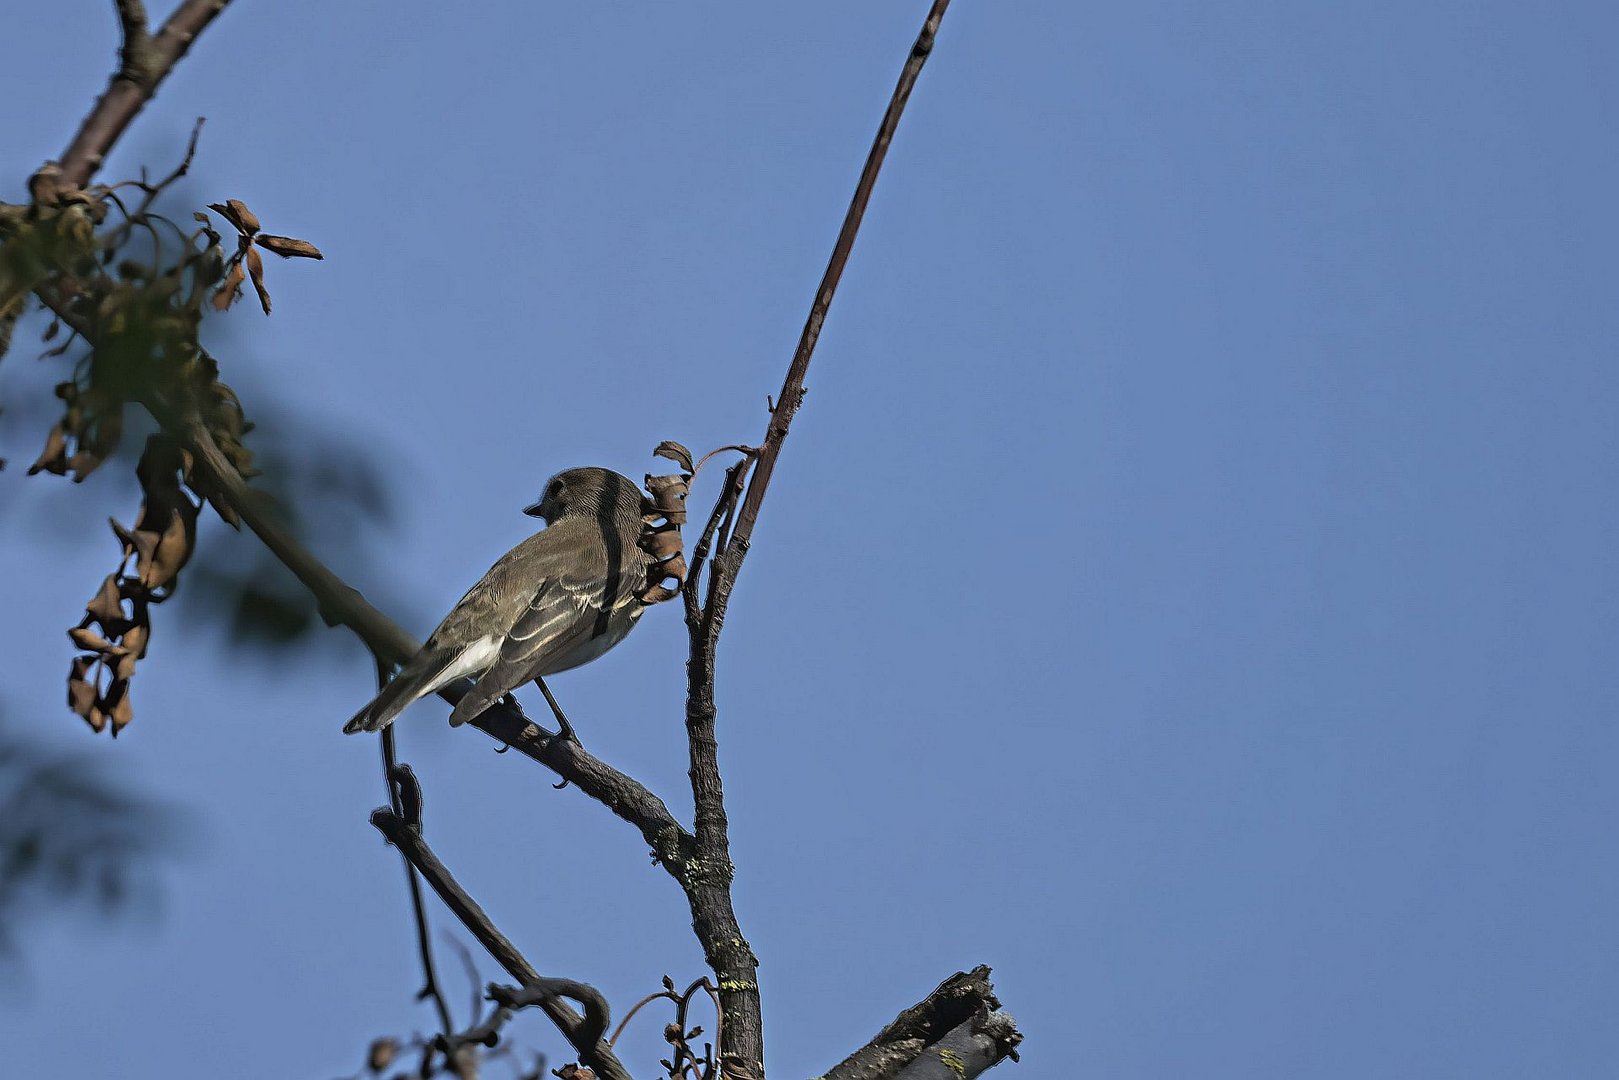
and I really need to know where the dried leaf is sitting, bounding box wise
[141,506,196,589]
[639,526,684,560]
[68,656,100,720]
[207,198,261,235]
[254,234,323,260]
[368,1038,398,1072]
[85,573,126,627]
[192,211,210,224]
[212,260,245,310]
[113,621,149,679]
[27,422,70,476]
[653,440,695,473]
[68,448,106,482]
[102,677,134,733]
[110,516,160,580]
[644,473,689,525]
[68,626,115,653]
[246,246,271,314]
[227,198,260,233]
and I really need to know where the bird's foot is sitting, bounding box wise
[534,678,582,746]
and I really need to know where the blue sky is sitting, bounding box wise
[3,2,1617,1077]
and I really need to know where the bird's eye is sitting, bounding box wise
[545,480,564,501]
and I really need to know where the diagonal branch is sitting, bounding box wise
[48,0,236,194]
[726,0,953,561]
[126,388,701,877]
[371,809,628,1080]
[822,966,1019,1080]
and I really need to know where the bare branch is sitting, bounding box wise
[114,1,150,57]
[370,809,630,1080]
[96,383,699,875]
[889,1014,1022,1080]
[46,0,235,195]
[380,721,459,1059]
[727,0,953,560]
[821,967,1005,1080]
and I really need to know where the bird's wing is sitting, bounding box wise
[342,647,458,734]
[446,573,618,728]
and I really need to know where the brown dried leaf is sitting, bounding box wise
[85,573,126,627]
[68,656,99,720]
[206,198,262,235]
[254,234,323,260]
[141,506,196,590]
[653,440,695,473]
[68,626,115,653]
[644,473,689,525]
[227,199,260,233]
[68,448,106,482]
[639,551,687,604]
[113,621,149,679]
[246,246,271,315]
[102,677,134,733]
[639,526,684,560]
[212,260,245,310]
[110,516,159,578]
[27,422,70,476]
[368,1038,398,1072]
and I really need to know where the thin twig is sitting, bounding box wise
[728,0,953,558]
[443,932,487,1027]
[50,0,235,193]
[380,694,459,1064]
[370,809,631,1080]
[607,989,670,1048]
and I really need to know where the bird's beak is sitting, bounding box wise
[523,501,548,520]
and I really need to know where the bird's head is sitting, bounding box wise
[525,467,641,525]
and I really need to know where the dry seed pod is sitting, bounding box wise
[212,261,245,310]
[85,573,126,628]
[68,656,100,724]
[27,421,69,475]
[254,234,323,259]
[246,246,271,314]
[68,626,115,652]
[653,440,695,472]
[367,1038,398,1072]
[208,199,261,235]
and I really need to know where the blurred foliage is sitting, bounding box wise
[1,143,409,733]
[0,707,187,961]
[177,392,402,650]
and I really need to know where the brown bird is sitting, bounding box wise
[343,467,652,734]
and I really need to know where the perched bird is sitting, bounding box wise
[343,467,653,735]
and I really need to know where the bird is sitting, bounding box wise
[343,467,653,736]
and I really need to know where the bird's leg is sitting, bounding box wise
[534,677,580,744]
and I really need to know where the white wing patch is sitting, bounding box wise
[436,635,502,688]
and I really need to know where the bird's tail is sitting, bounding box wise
[343,651,455,734]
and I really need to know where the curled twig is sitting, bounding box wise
[605,977,724,1080]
